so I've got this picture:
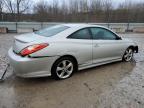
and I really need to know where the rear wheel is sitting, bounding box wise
[123,48,134,62]
[51,57,76,80]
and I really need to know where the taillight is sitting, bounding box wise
[20,43,48,56]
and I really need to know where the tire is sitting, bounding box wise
[51,57,77,80]
[123,47,134,62]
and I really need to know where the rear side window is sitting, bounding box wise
[90,27,117,40]
[35,25,69,37]
[68,28,91,39]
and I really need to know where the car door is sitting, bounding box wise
[90,27,126,64]
[67,28,93,68]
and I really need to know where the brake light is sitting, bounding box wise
[20,43,48,56]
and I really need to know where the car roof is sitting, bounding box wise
[62,23,105,28]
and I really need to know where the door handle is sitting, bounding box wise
[94,44,99,47]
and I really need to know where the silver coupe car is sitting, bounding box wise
[8,24,138,80]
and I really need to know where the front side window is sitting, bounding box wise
[90,27,117,40]
[68,28,91,39]
[35,25,69,37]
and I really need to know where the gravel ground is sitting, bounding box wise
[0,33,144,108]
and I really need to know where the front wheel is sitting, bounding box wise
[51,57,76,80]
[123,48,134,62]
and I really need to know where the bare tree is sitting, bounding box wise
[16,0,30,21]
[52,0,59,15]
[89,0,102,13]
[3,0,15,14]
[33,0,50,21]
[103,0,113,23]
[32,0,144,23]
[67,0,79,21]
[2,0,143,22]
[3,0,30,21]
[60,0,68,21]
[69,0,79,14]
[0,0,4,13]
[34,0,48,14]
[79,0,88,13]
[89,0,103,22]
[0,0,4,21]
[78,0,89,22]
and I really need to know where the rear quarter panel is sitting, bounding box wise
[30,39,93,65]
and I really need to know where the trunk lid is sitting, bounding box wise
[13,33,48,54]
[14,33,46,43]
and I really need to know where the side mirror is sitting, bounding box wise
[116,36,122,40]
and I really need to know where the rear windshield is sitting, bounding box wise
[35,25,70,37]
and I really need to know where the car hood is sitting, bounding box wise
[122,38,134,43]
[122,38,137,47]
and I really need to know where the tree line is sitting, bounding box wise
[0,0,144,23]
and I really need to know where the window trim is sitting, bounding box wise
[67,27,121,40]
[89,27,121,40]
[67,27,93,40]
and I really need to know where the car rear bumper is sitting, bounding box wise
[8,48,58,78]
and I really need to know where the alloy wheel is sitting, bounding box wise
[123,48,133,62]
[56,60,74,79]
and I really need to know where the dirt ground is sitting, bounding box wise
[0,33,144,108]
